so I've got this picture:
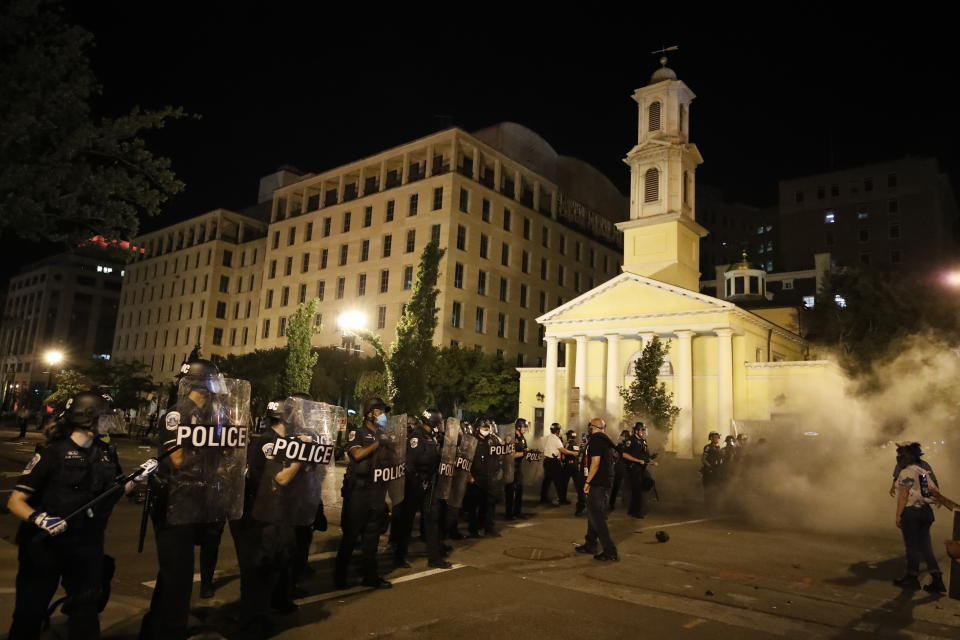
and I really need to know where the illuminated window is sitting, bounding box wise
[824,211,836,224]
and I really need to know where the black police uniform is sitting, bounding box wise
[504,430,528,519]
[701,441,723,513]
[140,396,228,640]
[229,427,296,627]
[466,431,500,536]
[334,424,389,586]
[393,425,443,564]
[560,434,585,515]
[622,433,652,517]
[9,437,121,639]
[609,438,626,510]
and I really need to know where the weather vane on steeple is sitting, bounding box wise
[650,45,679,67]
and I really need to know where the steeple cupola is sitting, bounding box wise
[722,251,767,301]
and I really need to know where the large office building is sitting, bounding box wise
[111,125,627,379]
[777,157,959,275]
[0,247,128,408]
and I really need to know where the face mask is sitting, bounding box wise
[479,428,491,437]
[376,413,388,428]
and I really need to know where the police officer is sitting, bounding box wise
[560,429,586,516]
[466,421,501,537]
[334,398,394,589]
[541,423,574,505]
[701,431,723,514]
[141,359,246,640]
[392,409,452,569]
[7,391,157,639]
[609,429,629,510]
[621,422,657,518]
[504,419,529,520]
[289,392,327,595]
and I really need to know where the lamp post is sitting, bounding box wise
[43,350,64,408]
[336,311,367,356]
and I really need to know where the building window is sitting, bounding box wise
[859,228,870,243]
[451,301,462,328]
[497,313,506,338]
[518,318,526,343]
[887,173,897,188]
[431,223,441,244]
[891,249,901,264]
[357,273,367,296]
[824,211,836,223]
[377,305,387,329]
[454,263,464,288]
[519,284,528,307]
[406,229,416,253]
[222,250,233,267]
[262,318,270,339]
[817,186,825,200]
[265,290,274,308]
[541,226,549,248]
[212,327,223,345]
[857,209,869,220]
[574,271,581,292]
[339,244,348,266]
[386,200,395,222]
[481,198,490,222]
[361,239,370,262]
[284,256,293,276]
[383,234,392,257]
[342,211,352,233]
[825,232,834,247]
[410,193,419,216]
[475,307,485,333]
[501,242,509,266]
[539,290,546,313]
[559,234,566,255]
[644,168,660,203]
[860,253,871,265]
[279,317,287,338]
[272,231,280,249]
[363,207,372,227]
[499,277,508,302]
[648,101,661,131]
[336,277,345,299]
[215,301,226,319]
[683,171,689,205]
[523,218,531,240]
[380,269,389,293]
[557,264,565,286]
[459,188,469,213]
[281,286,290,306]
[320,248,328,269]
[889,224,901,239]
[521,250,529,273]
[288,226,296,246]
[433,187,443,211]
[314,313,322,328]
[219,276,229,293]
[477,270,487,295]
[479,234,488,258]
[322,217,331,236]
[298,283,307,303]
[269,260,277,279]
[305,222,313,241]
[782,279,794,290]
[317,280,325,301]
[540,257,548,281]
[864,177,873,192]
[403,265,413,290]
[301,253,310,272]
[456,225,467,251]
[888,198,899,214]
[503,208,512,232]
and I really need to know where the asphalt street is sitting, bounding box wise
[1,429,959,639]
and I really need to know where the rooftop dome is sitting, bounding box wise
[649,56,677,85]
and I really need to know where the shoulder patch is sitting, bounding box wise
[348,430,356,441]
[410,437,419,449]
[165,411,181,430]
[899,476,916,488]
[262,442,275,459]
[22,453,41,475]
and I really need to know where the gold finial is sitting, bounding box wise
[731,250,752,270]
[660,56,668,67]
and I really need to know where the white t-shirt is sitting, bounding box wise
[897,464,938,508]
[543,433,564,459]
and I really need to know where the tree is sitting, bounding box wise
[430,346,519,422]
[214,348,287,416]
[619,336,680,431]
[45,369,87,409]
[360,241,445,414]
[280,298,319,396]
[0,0,186,244]
[80,358,154,410]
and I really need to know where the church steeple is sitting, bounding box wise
[617,56,707,291]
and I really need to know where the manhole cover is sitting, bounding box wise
[503,546,569,561]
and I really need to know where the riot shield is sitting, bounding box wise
[496,424,516,486]
[252,397,336,525]
[372,413,406,506]
[434,418,460,501]
[97,409,127,436]
[161,376,251,525]
[447,431,478,509]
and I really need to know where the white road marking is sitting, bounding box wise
[293,564,466,605]
[507,522,537,528]
[634,517,724,533]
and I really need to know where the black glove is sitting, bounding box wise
[313,501,328,532]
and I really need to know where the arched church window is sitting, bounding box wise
[644,168,659,203]
[683,171,689,205]
[648,101,662,131]
[659,360,673,375]
[734,276,744,295]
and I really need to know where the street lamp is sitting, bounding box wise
[945,271,960,287]
[42,350,64,410]
[337,311,367,355]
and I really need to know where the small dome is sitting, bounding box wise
[649,66,677,84]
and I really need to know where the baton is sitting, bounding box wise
[58,445,183,527]
[137,485,153,553]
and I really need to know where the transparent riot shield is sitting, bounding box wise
[97,409,127,436]
[161,376,251,525]
[252,397,336,525]
[434,418,460,501]
[448,431,478,509]
[373,413,406,506]
[496,423,515,486]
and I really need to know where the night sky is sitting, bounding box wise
[3,7,956,285]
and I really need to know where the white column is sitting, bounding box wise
[574,335,588,426]
[544,336,558,429]
[605,333,622,421]
[674,330,695,458]
[716,328,734,436]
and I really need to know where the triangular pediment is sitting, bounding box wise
[538,271,733,324]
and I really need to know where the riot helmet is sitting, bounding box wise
[725,435,736,445]
[565,429,576,440]
[515,418,528,433]
[179,359,224,397]
[63,391,111,429]
[423,408,443,428]
[265,397,285,420]
[619,429,631,440]
[363,397,391,416]
[550,423,561,435]
[633,421,646,433]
